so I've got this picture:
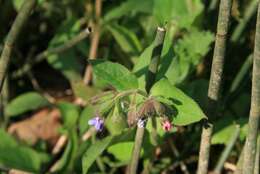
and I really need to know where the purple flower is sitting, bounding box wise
[88,116,104,131]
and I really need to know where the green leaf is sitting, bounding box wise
[82,129,135,173]
[134,28,214,86]
[107,142,134,162]
[6,92,49,117]
[150,79,206,125]
[212,117,248,145]
[57,102,80,129]
[212,118,237,145]
[162,29,214,84]
[153,0,204,28]
[47,17,82,81]
[90,60,138,91]
[103,0,153,22]
[107,24,142,55]
[82,136,113,174]
[71,80,99,103]
[12,0,44,11]
[133,43,153,90]
[0,129,50,172]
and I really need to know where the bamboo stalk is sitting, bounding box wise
[197,0,232,174]
[12,27,91,78]
[128,27,166,174]
[231,0,259,43]
[213,125,240,174]
[242,2,260,174]
[0,0,36,92]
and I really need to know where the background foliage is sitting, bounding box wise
[0,0,258,173]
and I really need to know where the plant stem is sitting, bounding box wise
[12,27,91,78]
[234,144,245,174]
[242,2,260,174]
[213,125,240,174]
[145,27,166,93]
[229,55,253,94]
[254,135,260,174]
[83,0,102,85]
[0,0,36,93]
[197,0,232,174]
[129,27,166,174]
[0,76,9,128]
[231,0,259,43]
[222,54,253,112]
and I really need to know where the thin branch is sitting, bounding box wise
[242,2,260,174]
[213,125,240,174]
[197,0,232,174]
[12,27,91,78]
[83,0,102,85]
[231,0,259,43]
[168,139,190,174]
[128,27,166,174]
[0,0,36,92]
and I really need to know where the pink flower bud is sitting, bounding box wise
[162,120,172,131]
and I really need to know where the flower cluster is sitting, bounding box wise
[88,115,172,132]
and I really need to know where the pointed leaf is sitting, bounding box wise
[90,60,138,91]
[150,79,206,125]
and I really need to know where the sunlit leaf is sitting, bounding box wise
[90,60,138,91]
[150,79,206,125]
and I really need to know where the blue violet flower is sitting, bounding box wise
[88,116,104,131]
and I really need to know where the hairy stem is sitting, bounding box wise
[129,27,166,174]
[231,0,258,42]
[12,27,91,78]
[242,2,260,174]
[0,0,36,92]
[213,125,240,174]
[197,0,232,174]
[83,0,102,85]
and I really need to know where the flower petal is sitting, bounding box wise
[88,118,97,126]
